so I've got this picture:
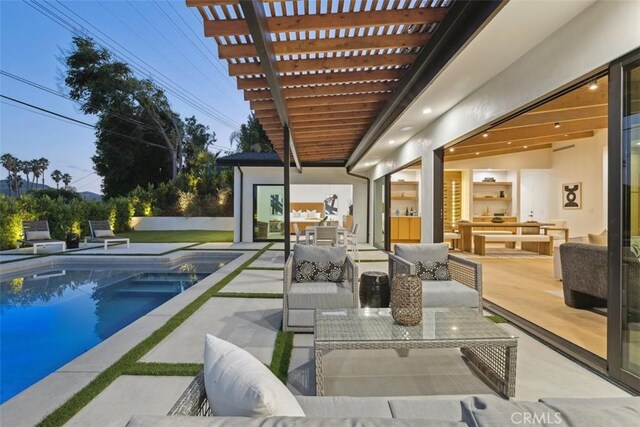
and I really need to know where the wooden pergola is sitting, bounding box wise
[186,0,454,165]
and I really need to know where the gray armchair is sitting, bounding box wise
[388,244,483,312]
[283,246,359,333]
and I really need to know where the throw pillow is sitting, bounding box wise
[94,229,116,238]
[203,335,305,417]
[25,230,51,240]
[588,230,607,246]
[295,260,344,282]
[413,260,451,281]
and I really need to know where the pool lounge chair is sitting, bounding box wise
[88,220,130,249]
[18,220,66,254]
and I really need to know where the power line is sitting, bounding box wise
[50,0,241,129]
[25,0,241,130]
[1,94,171,151]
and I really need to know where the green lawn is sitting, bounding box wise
[117,230,233,243]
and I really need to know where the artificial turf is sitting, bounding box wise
[37,243,272,427]
[269,331,295,384]
[117,230,234,243]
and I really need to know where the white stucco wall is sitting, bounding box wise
[367,0,640,243]
[130,217,234,231]
[237,167,369,243]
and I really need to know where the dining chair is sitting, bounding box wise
[345,223,359,260]
[293,223,306,245]
[314,226,338,246]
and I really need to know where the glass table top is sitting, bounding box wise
[315,308,516,342]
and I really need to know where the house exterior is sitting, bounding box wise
[192,0,640,392]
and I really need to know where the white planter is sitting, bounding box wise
[130,217,234,231]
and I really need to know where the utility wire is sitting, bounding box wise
[25,0,241,130]
[1,94,171,151]
[50,0,241,129]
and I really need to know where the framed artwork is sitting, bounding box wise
[562,182,582,210]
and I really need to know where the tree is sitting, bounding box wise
[229,114,274,153]
[30,159,44,188]
[183,115,216,173]
[1,153,20,196]
[39,158,50,186]
[51,169,63,189]
[62,173,72,189]
[64,36,183,191]
[20,160,32,191]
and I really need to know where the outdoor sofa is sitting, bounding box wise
[389,243,483,312]
[127,371,640,427]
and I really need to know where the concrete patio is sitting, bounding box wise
[0,243,632,427]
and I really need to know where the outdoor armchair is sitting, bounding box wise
[87,220,130,249]
[283,245,359,333]
[18,220,66,254]
[389,244,483,312]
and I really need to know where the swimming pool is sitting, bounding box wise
[0,253,238,403]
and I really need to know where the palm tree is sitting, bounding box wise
[1,153,20,196]
[39,158,50,186]
[51,169,63,189]
[20,160,32,191]
[31,159,43,189]
[62,173,72,189]
[8,174,24,196]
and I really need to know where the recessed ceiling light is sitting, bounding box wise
[422,107,432,114]
[475,152,480,155]
[564,134,569,137]
[482,132,489,138]
[588,80,598,91]
[400,126,413,132]
[524,146,528,149]
[507,141,512,145]
[449,148,455,152]
[554,122,561,129]
[388,140,396,145]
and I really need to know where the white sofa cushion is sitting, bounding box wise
[422,281,479,309]
[94,229,116,238]
[288,282,354,309]
[203,335,305,417]
[25,230,51,240]
[395,244,449,263]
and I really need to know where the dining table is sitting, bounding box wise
[305,226,348,245]
[456,221,552,253]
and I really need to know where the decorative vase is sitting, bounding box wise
[390,274,422,326]
[499,190,505,198]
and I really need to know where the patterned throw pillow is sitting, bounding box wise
[413,260,451,281]
[295,260,344,283]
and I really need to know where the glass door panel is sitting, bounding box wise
[373,177,386,249]
[253,185,285,241]
[622,60,640,379]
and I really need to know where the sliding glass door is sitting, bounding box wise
[609,50,640,391]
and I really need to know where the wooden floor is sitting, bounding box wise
[477,257,607,359]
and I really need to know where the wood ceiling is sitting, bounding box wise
[446,76,609,161]
[187,0,453,162]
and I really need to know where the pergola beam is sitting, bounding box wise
[205,8,448,37]
[240,0,300,172]
[218,32,431,59]
[237,69,404,90]
[228,53,417,76]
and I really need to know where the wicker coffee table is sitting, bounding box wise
[314,307,518,397]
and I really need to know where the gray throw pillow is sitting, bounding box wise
[295,260,344,282]
[294,245,347,283]
[414,260,451,281]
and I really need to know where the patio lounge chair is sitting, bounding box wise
[18,220,66,254]
[389,243,483,312]
[283,244,358,333]
[88,220,130,250]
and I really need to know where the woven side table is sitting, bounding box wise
[390,274,422,326]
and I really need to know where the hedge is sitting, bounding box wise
[0,194,135,250]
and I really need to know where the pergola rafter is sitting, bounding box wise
[187,0,454,162]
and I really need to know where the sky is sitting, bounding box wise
[0,0,250,195]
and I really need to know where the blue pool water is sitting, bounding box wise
[0,256,235,403]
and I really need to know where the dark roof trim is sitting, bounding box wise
[346,0,505,170]
[216,153,347,168]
